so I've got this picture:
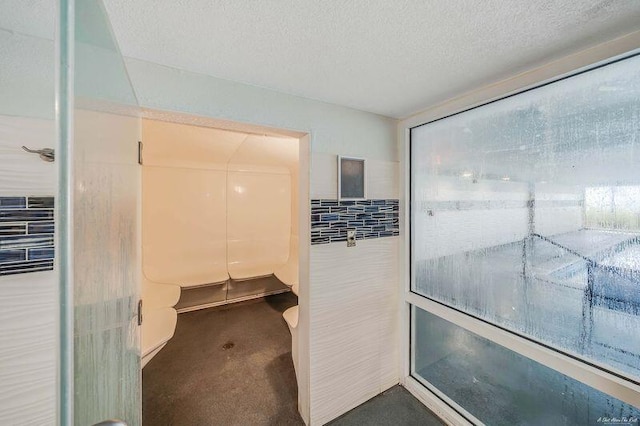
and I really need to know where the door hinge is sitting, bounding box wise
[137,299,143,326]
[137,141,143,165]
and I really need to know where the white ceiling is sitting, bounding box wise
[2,1,640,119]
[101,0,640,118]
[0,1,55,40]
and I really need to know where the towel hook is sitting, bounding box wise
[22,146,55,162]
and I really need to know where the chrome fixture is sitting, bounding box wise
[21,146,55,162]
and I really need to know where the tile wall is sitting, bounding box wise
[310,199,399,245]
[0,196,55,275]
[308,154,401,424]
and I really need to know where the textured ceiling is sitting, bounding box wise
[0,1,55,40]
[2,1,640,118]
[101,0,640,118]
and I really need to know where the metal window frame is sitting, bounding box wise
[398,34,640,423]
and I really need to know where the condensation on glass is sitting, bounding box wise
[411,54,640,381]
[412,306,640,424]
[71,0,141,424]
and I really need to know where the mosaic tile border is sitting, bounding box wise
[0,196,55,276]
[311,199,399,245]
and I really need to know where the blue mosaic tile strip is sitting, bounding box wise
[0,196,55,275]
[0,249,26,262]
[0,259,54,276]
[311,199,399,245]
[0,224,26,235]
[0,197,26,209]
[28,247,55,260]
[0,235,54,250]
[0,209,54,222]
[28,221,54,235]
[28,196,54,209]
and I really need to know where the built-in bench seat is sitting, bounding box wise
[142,278,180,368]
[141,123,299,366]
[274,236,299,289]
[142,308,177,368]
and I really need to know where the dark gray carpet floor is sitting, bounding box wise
[143,292,303,426]
[328,386,444,426]
[143,292,444,426]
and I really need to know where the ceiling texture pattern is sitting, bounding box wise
[2,1,640,118]
[101,0,640,118]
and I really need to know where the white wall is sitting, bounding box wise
[0,16,57,426]
[309,154,399,424]
[0,31,55,120]
[534,183,583,236]
[125,58,397,161]
[142,119,299,285]
[413,176,530,260]
[0,115,56,425]
[124,58,399,425]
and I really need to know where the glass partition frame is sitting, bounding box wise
[58,0,142,424]
[405,50,640,420]
[57,0,74,423]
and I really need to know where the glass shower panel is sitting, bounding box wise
[412,306,640,424]
[411,54,640,379]
[74,0,138,106]
[71,0,141,424]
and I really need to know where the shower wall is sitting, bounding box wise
[126,61,399,425]
[142,119,298,300]
[0,115,57,425]
[0,11,57,424]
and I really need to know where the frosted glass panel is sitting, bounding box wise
[73,110,141,425]
[411,54,640,379]
[72,0,141,424]
[74,0,137,106]
[412,306,640,424]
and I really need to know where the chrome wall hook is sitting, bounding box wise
[22,146,55,162]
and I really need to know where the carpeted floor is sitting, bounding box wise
[143,292,302,426]
[143,292,444,426]
[328,386,444,426]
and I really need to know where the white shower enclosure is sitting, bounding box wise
[58,0,142,424]
[141,118,299,310]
